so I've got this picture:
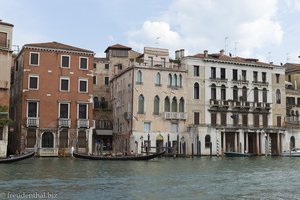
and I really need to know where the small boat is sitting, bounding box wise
[281,148,300,157]
[73,151,166,161]
[224,152,253,157]
[0,151,35,164]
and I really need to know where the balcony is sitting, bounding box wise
[252,81,269,87]
[164,112,187,120]
[232,79,249,85]
[27,117,39,127]
[210,77,228,84]
[209,99,229,109]
[77,119,89,129]
[95,120,113,130]
[58,118,71,128]
[285,116,300,125]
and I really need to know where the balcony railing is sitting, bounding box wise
[95,120,113,130]
[130,60,180,70]
[58,118,71,128]
[77,119,89,129]
[164,112,187,120]
[210,100,271,110]
[27,117,39,127]
[285,116,300,124]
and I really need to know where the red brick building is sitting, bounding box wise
[10,42,94,156]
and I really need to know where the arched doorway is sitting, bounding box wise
[291,136,295,150]
[42,132,54,148]
[156,134,164,153]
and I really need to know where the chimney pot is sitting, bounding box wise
[204,50,208,57]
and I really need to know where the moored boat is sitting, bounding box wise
[281,149,300,157]
[0,151,36,163]
[73,151,166,161]
[224,152,253,157]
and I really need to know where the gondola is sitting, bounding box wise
[224,152,253,157]
[73,151,166,161]
[0,151,35,164]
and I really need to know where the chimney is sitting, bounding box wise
[180,49,185,58]
[175,50,180,60]
[220,49,225,56]
[204,50,208,57]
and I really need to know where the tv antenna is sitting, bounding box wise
[224,36,229,55]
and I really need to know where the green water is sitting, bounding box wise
[0,156,299,200]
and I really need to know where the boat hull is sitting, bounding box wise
[0,151,35,163]
[224,152,253,157]
[281,152,300,157]
[73,151,166,161]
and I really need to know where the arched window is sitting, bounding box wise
[205,135,211,148]
[262,88,267,103]
[254,87,259,102]
[42,132,54,148]
[93,97,99,108]
[138,94,144,114]
[291,136,296,149]
[211,84,216,100]
[179,97,184,112]
[276,89,281,104]
[173,74,177,87]
[194,82,199,99]
[179,74,182,87]
[168,74,172,86]
[164,97,170,112]
[155,72,161,85]
[233,86,238,101]
[153,96,160,115]
[221,85,226,100]
[172,97,177,112]
[137,70,142,84]
[242,86,247,101]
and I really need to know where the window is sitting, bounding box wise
[194,82,199,99]
[276,74,280,84]
[291,136,296,149]
[80,57,88,70]
[144,122,151,132]
[93,76,97,85]
[211,84,216,100]
[164,97,170,112]
[79,79,88,93]
[211,113,217,126]
[30,52,39,66]
[93,63,97,69]
[277,116,281,127]
[171,97,177,112]
[171,123,178,132]
[211,67,216,79]
[194,112,199,125]
[59,103,69,118]
[179,74,182,87]
[105,63,109,69]
[288,75,291,82]
[262,72,266,83]
[253,114,259,127]
[194,65,199,76]
[61,55,70,68]
[153,96,160,115]
[179,98,184,112]
[232,113,239,126]
[149,57,153,67]
[104,77,109,86]
[94,97,99,108]
[0,32,7,48]
[155,72,161,85]
[27,102,38,117]
[220,68,226,79]
[233,86,238,101]
[136,70,142,84]
[29,75,39,90]
[42,132,54,148]
[0,127,2,140]
[221,113,227,126]
[161,58,165,68]
[263,114,268,127]
[263,88,267,103]
[242,114,248,126]
[168,74,172,86]
[232,69,238,81]
[242,87,247,101]
[205,135,211,148]
[173,74,177,87]
[60,77,70,92]
[276,89,281,104]
[253,71,258,82]
[221,85,226,100]
[242,70,247,82]
[78,104,87,119]
[254,87,259,102]
[138,94,145,114]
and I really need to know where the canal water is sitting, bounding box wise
[0,156,299,200]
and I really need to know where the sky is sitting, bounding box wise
[1,0,300,65]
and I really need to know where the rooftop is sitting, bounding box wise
[0,19,14,27]
[284,63,300,73]
[104,44,132,53]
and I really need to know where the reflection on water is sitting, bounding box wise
[0,157,300,199]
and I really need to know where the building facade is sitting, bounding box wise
[10,42,94,156]
[0,20,13,157]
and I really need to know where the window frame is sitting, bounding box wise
[59,102,70,119]
[79,56,88,70]
[29,52,40,66]
[60,77,70,92]
[78,78,88,93]
[61,55,70,68]
[28,75,39,90]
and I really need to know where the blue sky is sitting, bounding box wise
[1,0,300,65]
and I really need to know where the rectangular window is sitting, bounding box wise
[277,116,281,127]
[59,103,69,118]
[194,66,199,76]
[29,75,39,90]
[220,68,226,79]
[61,55,70,68]
[253,71,258,82]
[161,58,165,68]
[60,77,69,92]
[105,77,109,86]
[27,102,38,117]
[93,76,97,85]
[253,114,259,127]
[80,57,88,70]
[79,79,88,93]
[242,70,247,81]
[105,63,109,69]
[171,123,178,132]
[30,52,39,66]
[232,113,239,126]
[0,127,3,140]
[211,113,217,126]
[276,74,280,84]
[144,122,151,132]
[288,75,291,82]
[242,114,248,127]
[211,67,216,79]
[232,69,238,81]
[78,104,87,119]
[93,63,97,69]
[194,112,199,125]
[149,57,153,67]
[263,114,268,128]
[221,113,227,126]
[262,72,266,83]
[0,32,7,48]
